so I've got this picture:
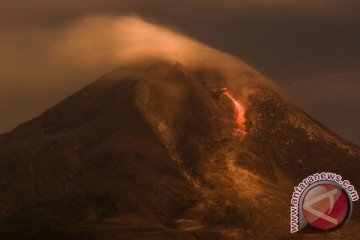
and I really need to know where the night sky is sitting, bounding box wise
[1,0,359,144]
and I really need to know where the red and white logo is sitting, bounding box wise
[290,172,358,233]
[302,183,350,230]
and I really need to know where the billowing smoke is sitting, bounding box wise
[53,16,266,74]
[0,15,271,133]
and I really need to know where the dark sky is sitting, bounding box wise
[0,0,359,144]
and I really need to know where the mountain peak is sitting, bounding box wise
[1,49,360,240]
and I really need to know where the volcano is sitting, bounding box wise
[0,60,359,239]
[0,19,360,240]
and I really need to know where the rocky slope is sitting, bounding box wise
[0,60,359,239]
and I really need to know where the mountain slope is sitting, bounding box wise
[0,60,359,239]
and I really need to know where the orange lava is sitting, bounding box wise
[223,91,246,137]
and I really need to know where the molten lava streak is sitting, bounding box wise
[223,90,246,137]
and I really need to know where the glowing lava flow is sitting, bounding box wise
[223,90,246,137]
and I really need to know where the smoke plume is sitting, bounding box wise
[0,15,270,133]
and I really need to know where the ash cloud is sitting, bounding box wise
[0,16,266,133]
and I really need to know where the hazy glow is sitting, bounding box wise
[0,15,270,133]
[96,16,258,75]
